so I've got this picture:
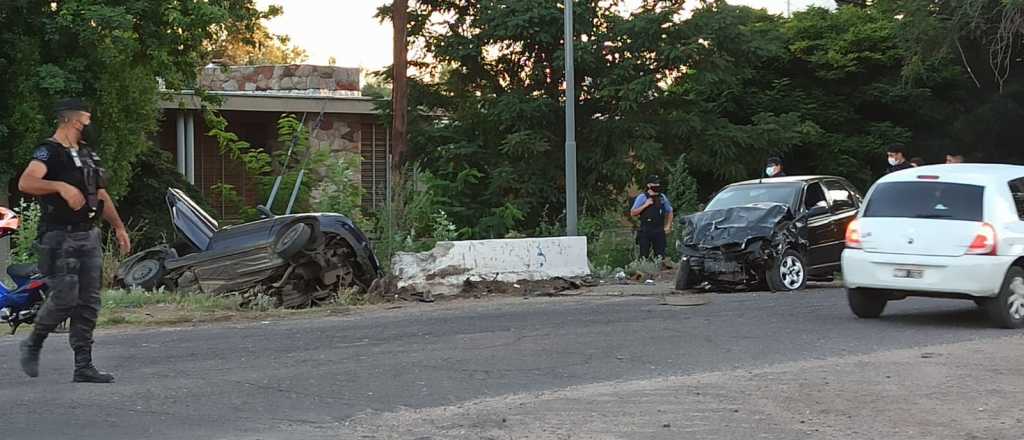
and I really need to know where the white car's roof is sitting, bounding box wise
[879,164,1024,187]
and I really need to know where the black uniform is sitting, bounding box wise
[886,161,914,174]
[22,139,108,380]
[636,194,670,259]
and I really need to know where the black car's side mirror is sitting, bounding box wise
[256,205,275,219]
[806,205,829,218]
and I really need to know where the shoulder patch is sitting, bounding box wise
[32,146,50,161]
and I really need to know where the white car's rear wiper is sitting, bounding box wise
[914,214,954,219]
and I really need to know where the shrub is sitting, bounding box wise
[10,200,40,265]
[117,147,208,250]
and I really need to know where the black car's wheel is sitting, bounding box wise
[983,266,1024,329]
[766,249,807,291]
[674,260,693,291]
[123,257,165,290]
[274,223,312,259]
[848,288,887,318]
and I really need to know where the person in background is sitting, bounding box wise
[765,157,786,178]
[910,157,924,167]
[630,175,674,261]
[885,144,914,174]
[946,153,964,164]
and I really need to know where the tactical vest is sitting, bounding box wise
[639,195,666,232]
[38,141,107,225]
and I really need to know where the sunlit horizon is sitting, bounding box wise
[259,0,836,71]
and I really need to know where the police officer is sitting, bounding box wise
[17,98,131,383]
[630,175,674,260]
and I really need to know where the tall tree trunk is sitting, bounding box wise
[392,0,408,171]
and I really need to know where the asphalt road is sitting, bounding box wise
[0,287,1015,440]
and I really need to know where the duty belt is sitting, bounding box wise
[40,222,96,234]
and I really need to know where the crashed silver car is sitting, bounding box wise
[675,176,863,291]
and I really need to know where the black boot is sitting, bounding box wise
[72,348,114,383]
[19,332,46,378]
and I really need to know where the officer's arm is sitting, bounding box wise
[97,189,126,232]
[18,161,68,196]
[630,196,651,217]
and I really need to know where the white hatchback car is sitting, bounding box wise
[842,164,1024,328]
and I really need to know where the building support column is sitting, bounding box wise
[185,111,196,185]
[176,111,186,175]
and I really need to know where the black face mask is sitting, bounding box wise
[80,122,99,146]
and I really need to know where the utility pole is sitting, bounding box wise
[392,0,409,171]
[563,0,578,236]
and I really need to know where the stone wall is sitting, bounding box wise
[199,64,361,95]
[309,115,359,154]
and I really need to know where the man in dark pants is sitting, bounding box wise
[17,98,131,383]
[630,175,674,260]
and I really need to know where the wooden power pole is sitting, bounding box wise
[392,0,409,170]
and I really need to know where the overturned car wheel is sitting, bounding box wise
[766,249,807,292]
[274,223,313,259]
[123,258,165,290]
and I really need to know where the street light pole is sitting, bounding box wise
[563,0,578,236]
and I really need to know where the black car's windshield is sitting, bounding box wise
[705,183,800,211]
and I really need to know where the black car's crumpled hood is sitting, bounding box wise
[681,203,792,249]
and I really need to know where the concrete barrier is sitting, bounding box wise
[392,237,590,295]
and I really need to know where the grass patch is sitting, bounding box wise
[92,287,354,329]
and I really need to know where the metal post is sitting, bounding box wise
[564,0,578,236]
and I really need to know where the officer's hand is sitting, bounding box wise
[115,227,132,255]
[644,199,654,208]
[664,225,672,234]
[59,183,86,210]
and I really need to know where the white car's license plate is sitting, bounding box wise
[893,268,925,279]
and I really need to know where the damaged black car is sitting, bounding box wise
[114,188,382,308]
[675,176,863,291]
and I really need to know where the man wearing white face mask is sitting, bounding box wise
[885,143,914,174]
[765,157,785,178]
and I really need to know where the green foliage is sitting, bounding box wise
[314,152,366,222]
[431,210,459,242]
[205,111,353,222]
[0,0,280,195]
[116,148,209,250]
[10,201,40,265]
[666,154,700,216]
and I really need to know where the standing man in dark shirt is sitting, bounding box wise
[885,144,914,174]
[630,175,674,261]
[17,98,131,383]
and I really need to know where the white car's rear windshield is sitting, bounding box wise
[864,181,984,221]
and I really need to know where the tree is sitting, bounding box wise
[207,4,309,65]
[0,0,281,196]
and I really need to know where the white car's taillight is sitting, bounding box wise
[966,223,997,255]
[845,219,862,249]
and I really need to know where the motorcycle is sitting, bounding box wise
[0,206,49,335]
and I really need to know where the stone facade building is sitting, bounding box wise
[158,64,390,220]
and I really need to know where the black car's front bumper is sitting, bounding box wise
[682,241,769,286]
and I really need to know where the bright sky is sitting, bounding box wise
[258,0,836,71]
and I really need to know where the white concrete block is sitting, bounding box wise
[393,237,590,295]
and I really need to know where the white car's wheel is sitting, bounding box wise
[985,266,1024,329]
[848,288,887,319]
